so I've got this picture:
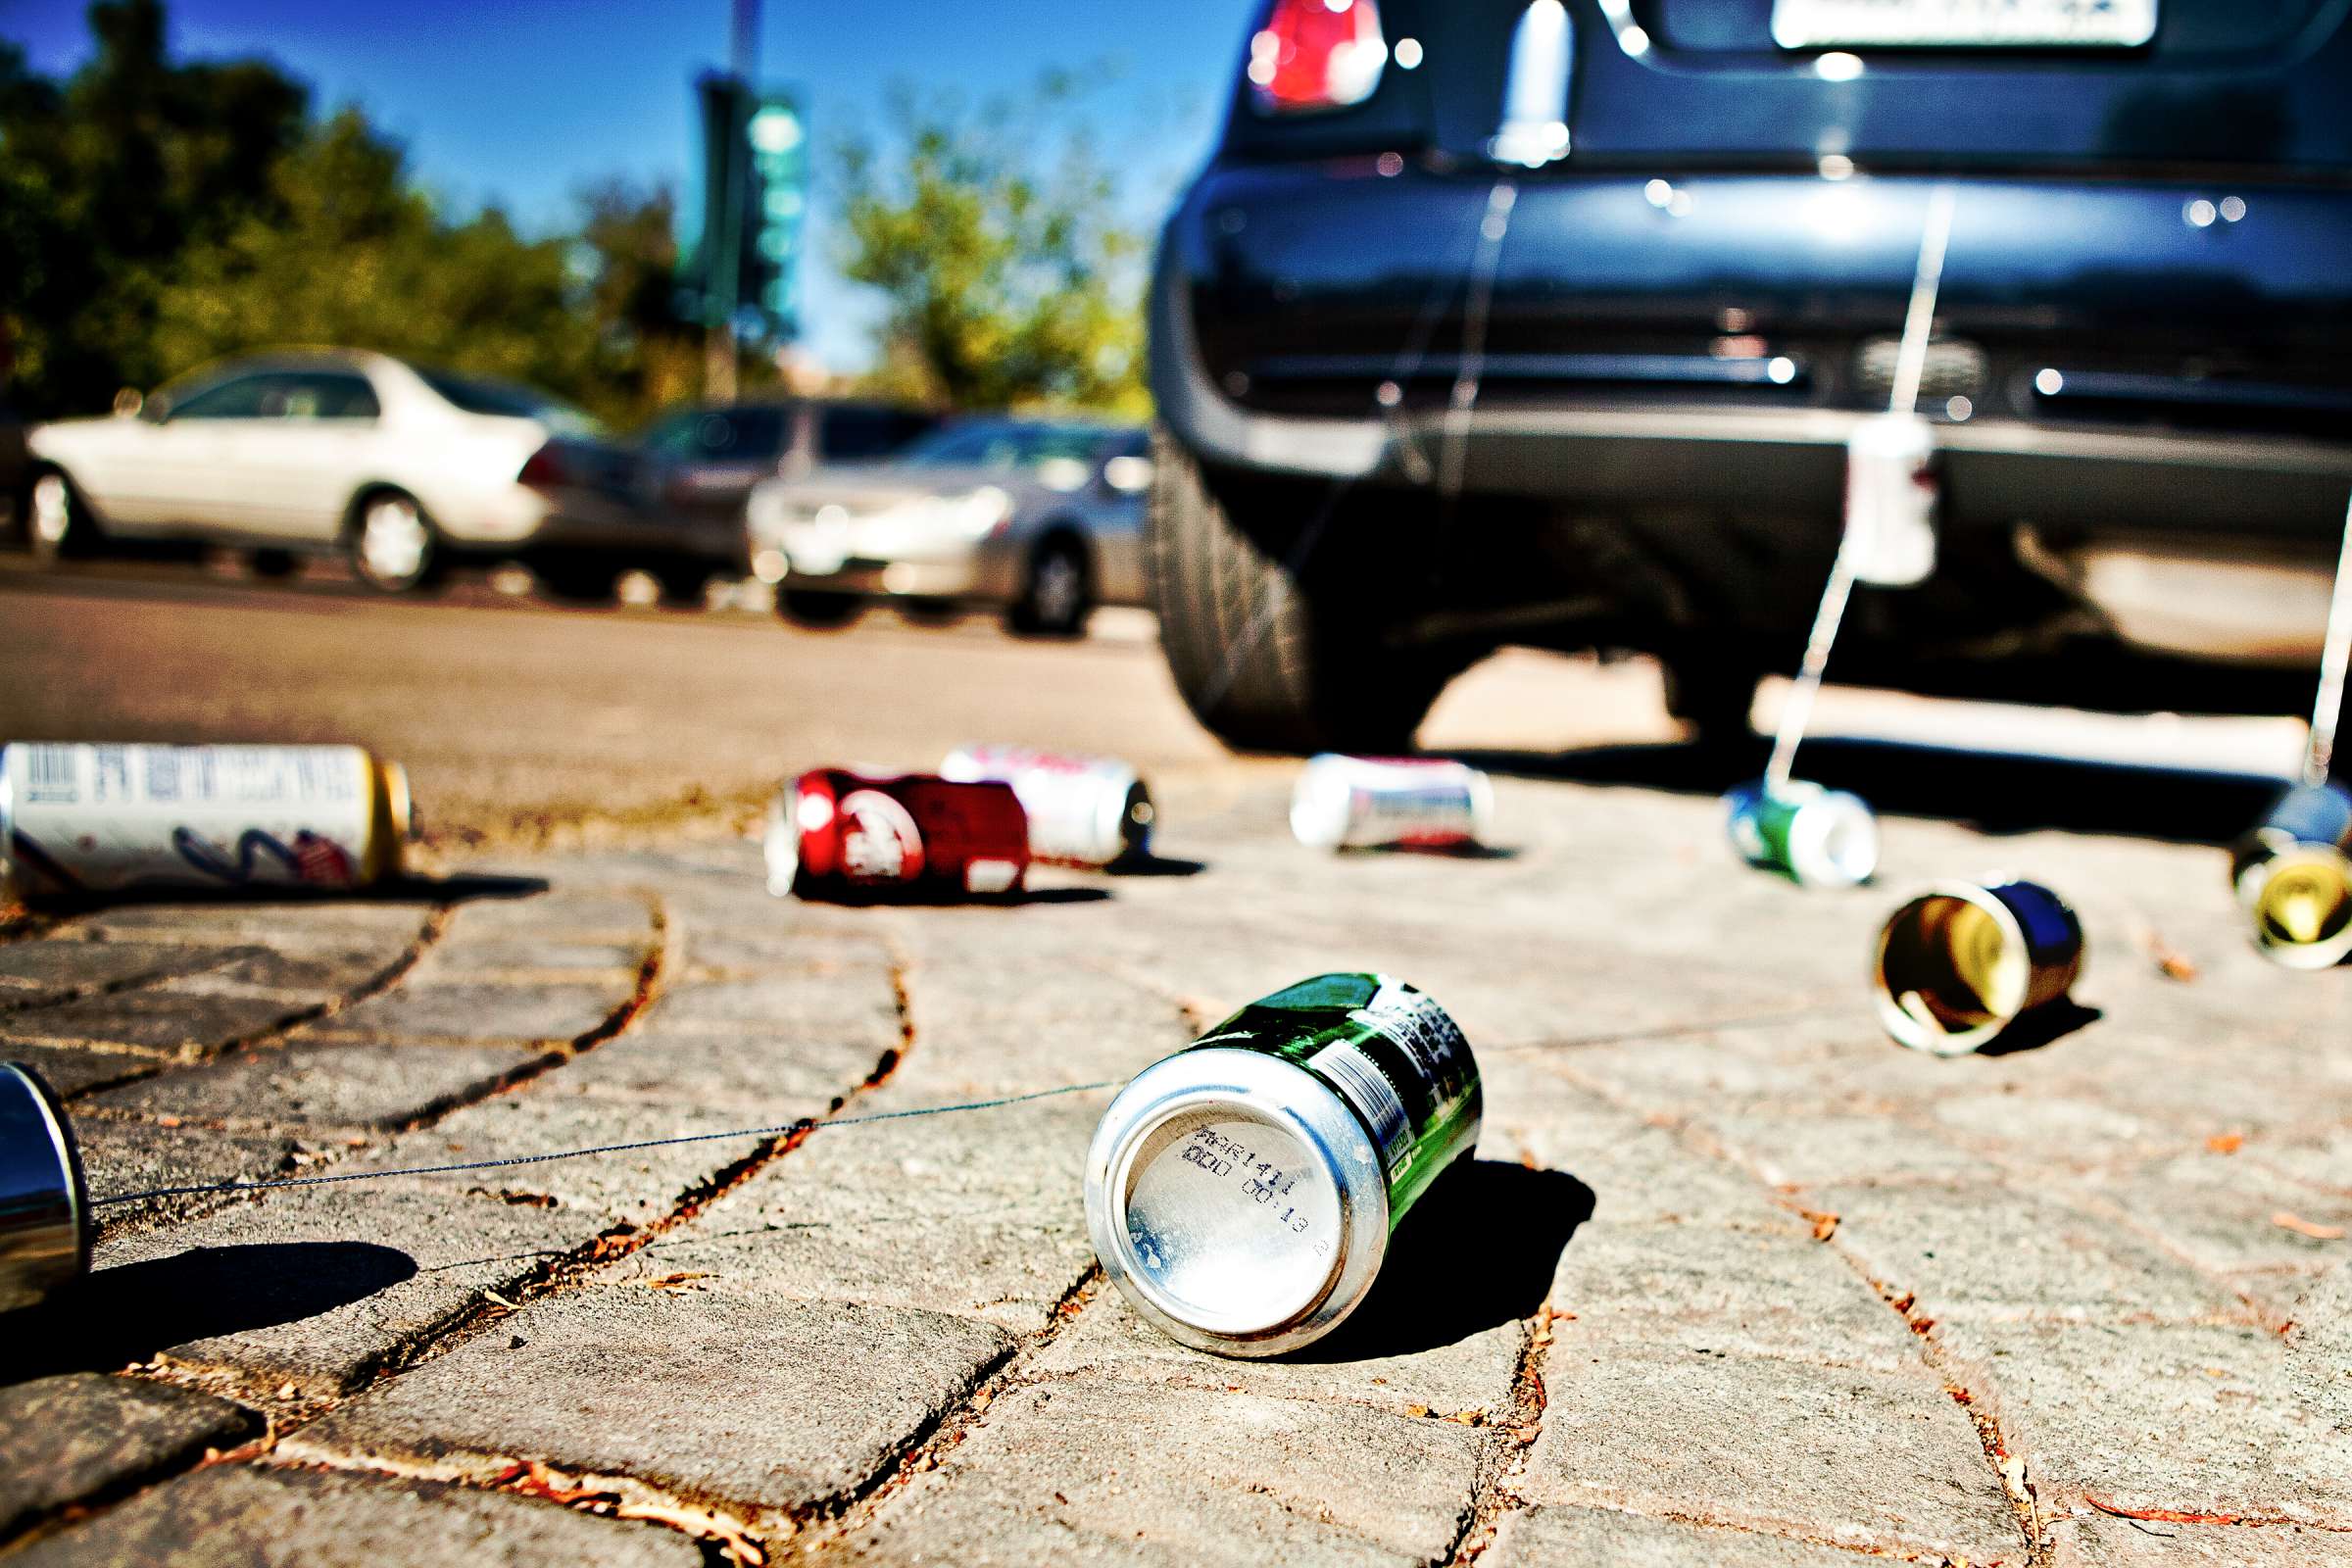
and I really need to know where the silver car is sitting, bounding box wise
[24,348,733,600]
[747,418,1152,636]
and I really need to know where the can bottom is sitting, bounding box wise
[1114,1105,1344,1337]
[1085,1050,1392,1358]
[2245,848,2352,970]
[1874,889,2031,1054]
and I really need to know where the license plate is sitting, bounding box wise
[1772,0,2157,48]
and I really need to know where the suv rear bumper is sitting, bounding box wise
[1152,166,2352,552]
[1154,259,2352,557]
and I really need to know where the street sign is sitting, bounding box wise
[693,74,806,343]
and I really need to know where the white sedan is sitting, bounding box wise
[24,349,734,597]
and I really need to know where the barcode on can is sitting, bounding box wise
[1351,980,1473,1089]
[21,745,81,806]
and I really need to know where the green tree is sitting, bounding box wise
[0,0,307,415]
[573,178,706,425]
[835,76,1148,416]
[150,110,597,409]
[1,0,697,429]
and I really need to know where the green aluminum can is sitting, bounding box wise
[1084,973,1482,1357]
[1724,778,1880,889]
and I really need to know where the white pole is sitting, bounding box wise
[2303,489,2352,787]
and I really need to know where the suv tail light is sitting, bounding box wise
[517,443,570,492]
[1249,0,1387,115]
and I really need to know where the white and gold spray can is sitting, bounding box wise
[0,743,411,902]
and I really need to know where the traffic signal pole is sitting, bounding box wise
[705,0,761,401]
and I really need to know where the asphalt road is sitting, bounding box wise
[0,551,2314,858]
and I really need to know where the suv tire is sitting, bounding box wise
[1148,427,1455,754]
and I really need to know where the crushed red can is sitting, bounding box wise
[765,768,1030,901]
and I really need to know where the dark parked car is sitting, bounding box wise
[0,400,24,549]
[1150,0,2352,754]
[631,398,939,580]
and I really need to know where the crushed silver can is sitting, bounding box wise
[1290,756,1494,851]
[938,744,1153,867]
[1084,973,1481,1357]
[1,1062,89,1315]
[1724,779,1880,889]
[1873,880,2085,1054]
[0,743,411,902]
[2231,782,2352,970]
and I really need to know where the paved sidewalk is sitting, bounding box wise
[3,770,2349,1566]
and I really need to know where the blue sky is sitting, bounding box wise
[3,0,1259,369]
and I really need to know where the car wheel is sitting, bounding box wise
[348,492,439,593]
[535,559,621,606]
[778,587,862,628]
[26,468,96,564]
[654,564,716,610]
[1147,427,1456,754]
[1010,538,1090,638]
[899,595,960,626]
[1660,659,1762,748]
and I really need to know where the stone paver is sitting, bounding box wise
[1816,1179,2254,1324]
[2287,1262,2352,1432]
[0,1374,257,1539]
[1035,1285,1525,1424]
[1935,1317,2352,1524]
[659,1094,1110,1335]
[820,1376,1487,1566]
[1546,1214,1926,1374]
[2048,1514,2352,1566]
[0,1041,172,1098]
[67,1119,304,1241]
[2,991,323,1054]
[285,1283,1013,1530]
[297,981,631,1046]
[81,1183,582,1393]
[1520,1338,2024,1563]
[4,766,2347,1564]
[7,1463,704,1567]
[1487,1505,1909,1568]
[83,1040,558,1132]
[0,941,228,1007]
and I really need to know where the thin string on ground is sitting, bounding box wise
[90,1080,1124,1207]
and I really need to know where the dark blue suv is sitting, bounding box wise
[1147,0,2352,753]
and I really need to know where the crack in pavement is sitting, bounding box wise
[1527,1053,2049,1567]
[135,911,935,1562]
[1441,1306,1556,1565]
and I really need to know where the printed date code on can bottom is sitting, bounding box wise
[1122,1116,1341,1326]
